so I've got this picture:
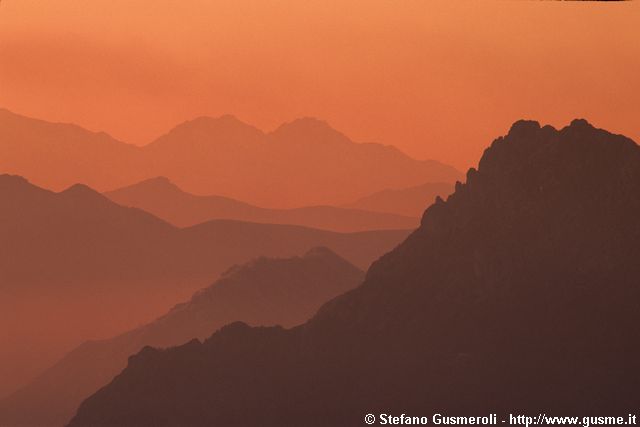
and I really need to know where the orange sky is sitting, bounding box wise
[0,0,638,169]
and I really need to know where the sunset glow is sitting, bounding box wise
[1,1,638,169]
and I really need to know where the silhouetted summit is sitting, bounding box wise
[0,249,362,427]
[146,115,265,151]
[303,245,342,259]
[68,119,640,426]
[0,173,30,187]
[60,184,113,205]
[269,117,351,146]
[0,174,41,198]
[119,175,176,189]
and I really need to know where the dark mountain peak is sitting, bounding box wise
[270,117,350,144]
[0,107,20,118]
[507,119,541,138]
[301,246,363,272]
[59,183,106,201]
[148,114,265,149]
[202,323,286,350]
[0,174,52,202]
[184,249,363,315]
[188,114,248,128]
[0,108,127,146]
[477,118,638,181]
[131,345,161,361]
[140,176,185,193]
[214,247,363,284]
[0,107,44,124]
[422,119,638,233]
[0,174,31,189]
[277,116,332,130]
[173,114,261,134]
[139,176,174,187]
[217,321,252,336]
[568,118,593,129]
[106,176,183,196]
[303,246,339,259]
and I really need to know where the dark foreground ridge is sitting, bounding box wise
[69,119,640,426]
[0,248,362,426]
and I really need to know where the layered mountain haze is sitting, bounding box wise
[140,115,266,197]
[105,176,418,232]
[251,118,460,206]
[344,181,455,217]
[68,120,640,426]
[2,2,636,426]
[0,175,408,399]
[0,109,461,207]
[0,248,363,427]
[0,108,143,191]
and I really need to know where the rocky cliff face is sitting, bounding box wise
[68,120,640,426]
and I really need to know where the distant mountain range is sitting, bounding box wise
[68,119,640,426]
[105,176,418,232]
[0,108,141,192]
[0,108,461,207]
[0,175,408,399]
[0,248,363,427]
[343,181,454,217]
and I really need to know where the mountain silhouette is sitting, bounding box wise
[105,176,418,232]
[343,181,455,217]
[0,109,461,207]
[141,115,462,206]
[0,108,143,191]
[0,175,408,399]
[68,119,640,426]
[0,248,363,427]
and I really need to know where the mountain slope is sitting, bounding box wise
[0,108,143,191]
[343,181,455,217]
[0,109,461,206]
[258,117,461,207]
[105,176,418,232]
[0,175,408,399]
[69,119,640,426]
[0,248,363,427]
[141,116,462,206]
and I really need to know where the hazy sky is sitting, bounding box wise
[1,0,638,169]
